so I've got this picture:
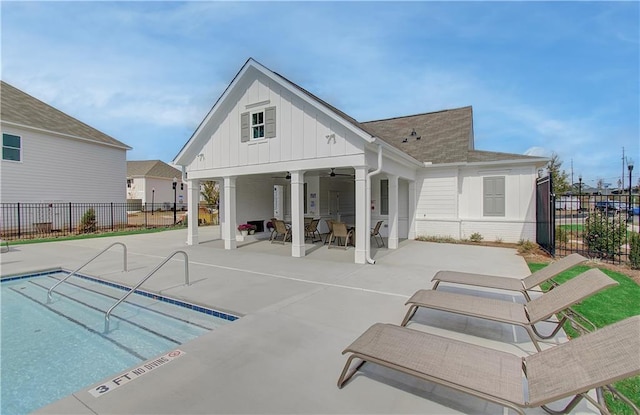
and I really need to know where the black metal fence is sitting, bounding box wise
[554,193,638,265]
[0,202,218,241]
[536,176,555,256]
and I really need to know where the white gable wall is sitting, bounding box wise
[1,125,126,203]
[185,67,365,178]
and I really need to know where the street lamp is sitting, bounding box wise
[151,188,155,215]
[628,159,634,220]
[578,175,582,211]
[173,177,177,225]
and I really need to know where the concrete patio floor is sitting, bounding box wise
[1,227,601,414]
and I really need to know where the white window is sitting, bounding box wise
[2,133,21,161]
[380,179,389,215]
[251,111,265,139]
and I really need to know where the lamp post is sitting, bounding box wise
[172,177,177,225]
[151,188,155,215]
[628,160,634,222]
[578,175,582,212]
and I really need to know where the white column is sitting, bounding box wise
[290,170,305,258]
[408,180,417,239]
[222,176,237,250]
[355,166,367,264]
[388,174,399,249]
[186,178,200,245]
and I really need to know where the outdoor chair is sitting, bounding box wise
[305,219,321,242]
[271,219,291,244]
[323,219,334,244]
[370,220,384,247]
[327,222,353,250]
[338,315,640,415]
[431,253,588,301]
[401,268,617,351]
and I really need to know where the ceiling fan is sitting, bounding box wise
[271,172,291,180]
[327,168,353,178]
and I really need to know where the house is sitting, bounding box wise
[127,160,186,211]
[173,58,547,264]
[0,81,131,232]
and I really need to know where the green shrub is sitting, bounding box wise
[555,226,568,244]
[629,232,640,270]
[469,232,483,242]
[583,211,626,259]
[517,239,537,254]
[78,208,97,233]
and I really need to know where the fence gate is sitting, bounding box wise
[536,175,555,256]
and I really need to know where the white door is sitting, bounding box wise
[329,191,341,222]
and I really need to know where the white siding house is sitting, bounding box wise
[127,160,186,211]
[174,59,548,264]
[0,81,131,232]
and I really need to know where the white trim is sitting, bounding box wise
[245,99,270,109]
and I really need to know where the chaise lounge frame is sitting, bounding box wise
[402,268,617,351]
[338,316,640,415]
[431,253,588,301]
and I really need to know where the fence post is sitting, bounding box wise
[68,202,73,233]
[17,202,21,237]
[111,202,114,231]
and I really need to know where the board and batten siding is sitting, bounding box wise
[187,69,364,173]
[1,126,127,203]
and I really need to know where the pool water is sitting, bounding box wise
[1,271,236,414]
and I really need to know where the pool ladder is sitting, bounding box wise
[104,250,190,333]
[47,242,128,303]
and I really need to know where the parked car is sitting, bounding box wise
[594,200,627,213]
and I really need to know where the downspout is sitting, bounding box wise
[366,143,383,264]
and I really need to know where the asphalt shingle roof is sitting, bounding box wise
[127,160,181,179]
[0,81,130,149]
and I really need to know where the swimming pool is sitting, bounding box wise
[1,270,237,414]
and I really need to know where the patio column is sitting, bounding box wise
[186,178,200,245]
[388,174,399,249]
[222,176,237,250]
[355,166,367,264]
[408,179,417,240]
[290,170,305,258]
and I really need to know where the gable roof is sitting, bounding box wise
[127,160,181,179]
[361,107,543,164]
[0,81,130,150]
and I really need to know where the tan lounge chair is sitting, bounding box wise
[431,253,588,301]
[370,220,384,247]
[327,222,353,250]
[338,316,640,415]
[305,218,321,242]
[271,219,290,244]
[402,268,617,351]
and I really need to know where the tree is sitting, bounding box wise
[201,181,219,207]
[596,178,604,191]
[547,152,571,195]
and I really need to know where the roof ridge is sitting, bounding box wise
[362,106,473,124]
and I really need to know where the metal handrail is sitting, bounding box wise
[104,250,189,332]
[47,242,127,303]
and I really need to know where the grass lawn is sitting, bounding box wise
[5,226,181,246]
[529,263,640,414]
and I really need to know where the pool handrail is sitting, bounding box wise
[104,250,189,332]
[47,242,128,303]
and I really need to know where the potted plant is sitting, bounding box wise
[238,223,252,236]
[266,221,274,232]
[248,224,257,235]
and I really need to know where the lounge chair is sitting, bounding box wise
[370,220,384,247]
[338,316,640,415]
[328,222,353,249]
[402,268,617,351]
[431,253,588,301]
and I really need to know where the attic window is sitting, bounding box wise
[251,111,265,139]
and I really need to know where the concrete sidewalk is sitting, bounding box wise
[1,228,599,414]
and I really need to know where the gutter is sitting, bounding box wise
[366,143,383,264]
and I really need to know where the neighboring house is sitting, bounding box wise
[127,160,186,211]
[174,58,548,264]
[1,81,131,231]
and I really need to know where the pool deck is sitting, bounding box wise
[1,227,600,414]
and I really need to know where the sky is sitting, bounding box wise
[2,1,638,188]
